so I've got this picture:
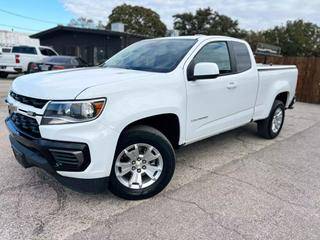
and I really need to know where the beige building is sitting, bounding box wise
[0,30,39,47]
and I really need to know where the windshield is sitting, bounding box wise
[103,39,197,73]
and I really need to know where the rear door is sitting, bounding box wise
[186,40,259,142]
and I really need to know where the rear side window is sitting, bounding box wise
[12,46,37,55]
[231,42,252,72]
[193,42,231,74]
[40,48,57,56]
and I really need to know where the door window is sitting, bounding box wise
[194,42,231,74]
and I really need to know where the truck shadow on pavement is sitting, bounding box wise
[33,122,261,200]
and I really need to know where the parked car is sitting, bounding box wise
[29,56,89,73]
[5,36,297,200]
[0,45,58,78]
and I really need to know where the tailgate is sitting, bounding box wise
[0,53,16,66]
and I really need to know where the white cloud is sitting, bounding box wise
[60,0,320,30]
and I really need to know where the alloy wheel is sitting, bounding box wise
[115,143,163,190]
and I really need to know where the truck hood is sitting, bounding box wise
[11,67,158,100]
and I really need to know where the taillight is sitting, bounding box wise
[52,65,65,70]
[15,55,20,64]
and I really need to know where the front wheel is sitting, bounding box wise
[257,100,285,139]
[109,126,175,200]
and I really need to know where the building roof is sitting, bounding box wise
[30,25,148,39]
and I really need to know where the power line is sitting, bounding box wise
[0,8,59,25]
[0,24,41,32]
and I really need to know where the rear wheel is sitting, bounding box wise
[27,62,38,74]
[0,72,8,78]
[109,126,175,200]
[257,100,285,139]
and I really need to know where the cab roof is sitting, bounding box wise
[149,35,246,43]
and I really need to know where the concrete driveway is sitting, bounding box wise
[1,78,320,240]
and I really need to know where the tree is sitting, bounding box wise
[243,20,320,57]
[243,30,266,52]
[262,20,320,57]
[173,8,242,37]
[107,4,167,37]
[68,17,95,28]
[96,21,105,30]
[173,8,320,57]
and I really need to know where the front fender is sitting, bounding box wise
[76,74,187,145]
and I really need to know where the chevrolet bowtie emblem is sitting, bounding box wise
[27,111,37,117]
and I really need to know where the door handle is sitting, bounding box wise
[227,82,237,89]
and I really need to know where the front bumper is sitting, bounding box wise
[6,92,120,180]
[5,117,109,193]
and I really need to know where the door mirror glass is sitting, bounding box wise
[193,62,220,80]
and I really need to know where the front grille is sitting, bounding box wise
[11,113,40,138]
[10,91,48,109]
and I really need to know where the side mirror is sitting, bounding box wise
[191,62,220,80]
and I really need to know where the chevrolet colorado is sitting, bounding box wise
[5,36,298,200]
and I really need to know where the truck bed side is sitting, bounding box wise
[253,64,298,121]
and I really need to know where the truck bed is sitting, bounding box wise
[253,63,298,121]
[257,64,297,71]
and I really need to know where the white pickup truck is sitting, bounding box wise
[5,36,297,200]
[0,45,58,78]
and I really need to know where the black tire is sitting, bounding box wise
[109,125,175,200]
[27,63,34,74]
[0,72,8,78]
[257,100,285,139]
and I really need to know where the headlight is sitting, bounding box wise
[41,99,106,125]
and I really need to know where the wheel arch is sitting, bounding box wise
[275,91,289,106]
[118,113,181,149]
[259,82,291,120]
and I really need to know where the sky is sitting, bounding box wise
[0,0,320,34]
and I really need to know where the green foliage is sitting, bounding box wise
[68,17,95,29]
[173,8,320,57]
[107,4,167,37]
[243,20,320,57]
[173,8,243,37]
[262,20,320,57]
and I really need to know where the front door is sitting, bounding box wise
[186,41,257,142]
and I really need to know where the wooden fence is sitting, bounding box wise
[255,56,320,104]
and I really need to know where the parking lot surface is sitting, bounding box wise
[1,77,320,240]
